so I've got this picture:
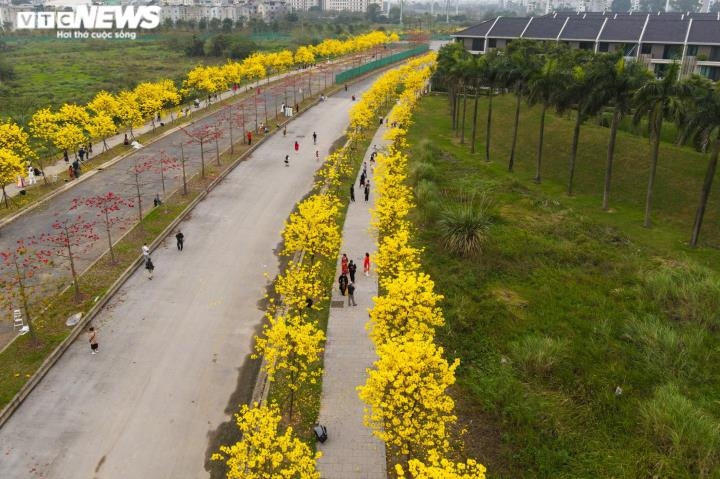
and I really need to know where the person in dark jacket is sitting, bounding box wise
[338,273,348,296]
[348,260,357,283]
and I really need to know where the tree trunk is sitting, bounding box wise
[460,87,467,144]
[200,139,206,178]
[66,239,81,303]
[485,88,493,163]
[105,210,115,264]
[690,131,720,247]
[509,93,521,172]
[2,185,8,208]
[644,115,663,228]
[535,104,546,184]
[567,109,582,196]
[215,135,220,166]
[180,142,188,195]
[470,85,480,154]
[603,109,621,211]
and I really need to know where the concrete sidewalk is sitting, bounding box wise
[316,128,389,479]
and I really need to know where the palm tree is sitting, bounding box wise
[526,54,562,184]
[498,40,541,172]
[434,42,468,131]
[633,62,689,227]
[589,54,649,210]
[553,50,600,195]
[679,77,718,247]
[478,50,502,162]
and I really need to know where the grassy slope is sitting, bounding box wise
[406,95,720,478]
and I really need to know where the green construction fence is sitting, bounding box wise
[335,44,430,85]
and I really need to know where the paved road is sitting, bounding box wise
[0,73,382,479]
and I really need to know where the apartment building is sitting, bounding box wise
[452,12,720,80]
[323,0,382,12]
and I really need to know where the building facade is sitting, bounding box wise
[452,12,720,80]
[322,0,382,12]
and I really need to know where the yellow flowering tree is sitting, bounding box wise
[396,451,487,479]
[282,193,341,259]
[358,335,459,462]
[369,271,444,344]
[213,402,321,479]
[294,46,316,67]
[0,148,26,207]
[254,313,325,419]
[374,227,422,279]
[274,260,327,313]
[115,90,144,138]
[0,120,37,183]
[86,114,117,152]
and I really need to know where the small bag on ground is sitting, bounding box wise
[313,425,328,443]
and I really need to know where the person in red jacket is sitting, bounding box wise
[247,131,252,145]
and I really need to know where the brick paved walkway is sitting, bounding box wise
[316,127,389,479]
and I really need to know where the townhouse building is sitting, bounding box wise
[452,11,720,80]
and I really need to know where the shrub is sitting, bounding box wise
[643,260,720,328]
[509,335,568,377]
[437,193,494,257]
[642,383,720,478]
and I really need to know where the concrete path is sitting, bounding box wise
[316,127,389,478]
[0,74,383,479]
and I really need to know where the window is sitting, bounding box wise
[641,43,652,54]
[662,44,682,60]
[471,38,485,51]
[488,38,497,48]
[598,42,609,52]
[579,41,594,50]
[687,45,698,56]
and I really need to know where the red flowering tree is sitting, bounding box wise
[128,156,154,232]
[0,238,52,341]
[182,124,221,178]
[223,105,246,154]
[42,215,99,303]
[157,150,181,199]
[72,192,134,264]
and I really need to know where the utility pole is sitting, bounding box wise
[400,0,404,27]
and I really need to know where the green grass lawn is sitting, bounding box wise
[0,34,220,123]
[406,95,720,478]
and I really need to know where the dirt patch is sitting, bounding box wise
[490,287,528,318]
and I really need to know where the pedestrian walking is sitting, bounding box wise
[344,83,348,92]
[68,165,75,180]
[348,260,357,283]
[88,326,99,354]
[27,166,36,185]
[312,131,317,145]
[350,184,355,202]
[72,159,80,178]
[347,282,357,306]
[78,146,86,162]
[364,182,370,202]
[142,243,150,261]
[294,141,299,152]
[284,154,289,167]
[87,142,92,159]
[247,131,252,145]
[362,162,367,176]
[145,257,154,280]
[283,126,287,137]
[123,134,129,146]
[360,172,366,187]
[338,272,348,296]
[63,149,69,163]
[341,253,349,275]
[363,252,371,276]
[175,231,184,251]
